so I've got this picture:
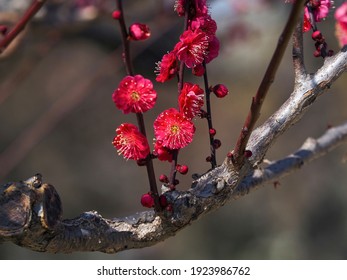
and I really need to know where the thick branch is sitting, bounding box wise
[248,46,347,165]
[1,120,347,253]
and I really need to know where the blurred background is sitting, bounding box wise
[1,0,347,259]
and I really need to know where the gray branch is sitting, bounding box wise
[248,46,347,165]
[1,45,347,253]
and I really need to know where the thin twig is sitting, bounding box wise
[202,61,217,168]
[169,0,191,186]
[0,0,47,54]
[232,0,306,169]
[115,0,134,75]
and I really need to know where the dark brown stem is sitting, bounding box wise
[306,3,318,32]
[136,113,160,211]
[232,0,306,169]
[202,61,217,168]
[169,0,191,185]
[116,0,134,75]
[169,150,179,187]
[115,0,159,211]
[0,0,47,54]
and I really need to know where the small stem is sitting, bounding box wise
[306,2,327,58]
[169,150,179,187]
[176,0,190,93]
[116,0,134,75]
[116,0,159,211]
[136,113,160,211]
[0,0,47,54]
[202,61,217,168]
[232,0,306,169]
[306,3,318,32]
[169,0,191,185]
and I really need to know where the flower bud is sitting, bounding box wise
[313,49,321,57]
[212,84,229,98]
[311,30,322,41]
[159,174,169,183]
[129,23,151,41]
[244,150,253,158]
[176,164,189,175]
[112,10,121,20]
[213,139,222,149]
[209,128,216,136]
[140,193,154,208]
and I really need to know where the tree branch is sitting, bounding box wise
[247,46,347,165]
[236,121,347,197]
[232,0,306,168]
[1,118,347,253]
[292,20,307,83]
[1,44,347,252]
[1,2,347,255]
[0,0,46,54]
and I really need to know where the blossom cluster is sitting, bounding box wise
[112,0,226,167]
[156,0,220,82]
[110,0,230,209]
[153,82,204,160]
[151,0,227,166]
[303,0,332,32]
[110,0,347,209]
[284,0,347,48]
[112,75,155,160]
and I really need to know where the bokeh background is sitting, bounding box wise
[1,0,347,259]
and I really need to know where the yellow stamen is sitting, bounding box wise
[131,91,140,101]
